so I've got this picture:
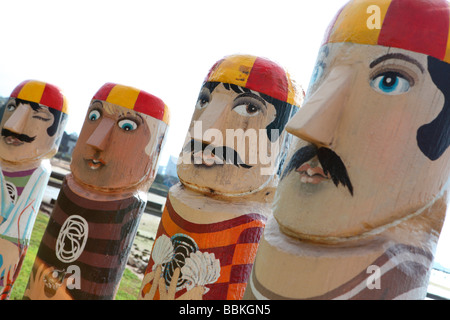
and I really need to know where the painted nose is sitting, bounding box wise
[3,104,32,133]
[286,65,354,148]
[86,117,115,151]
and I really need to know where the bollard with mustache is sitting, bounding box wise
[182,139,252,169]
[139,54,302,300]
[245,0,450,300]
[1,129,37,144]
[280,145,353,196]
[0,80,68,299]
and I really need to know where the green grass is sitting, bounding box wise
[9,211,49,300]
[9,211,141,300]
[116,268,141,300]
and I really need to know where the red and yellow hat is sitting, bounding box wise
[93,83,170,125]
[204,54,302,108]
[323,0,450,64]
[10,80,68,114]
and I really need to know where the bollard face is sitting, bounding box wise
[243,0,450,301]
[23,83,169,300]
[274,0,450,241]
[71,83,169,192]
[139,55,302,301]
[0,80,68,164]
[177,54,302,195]
[0,80,68,299]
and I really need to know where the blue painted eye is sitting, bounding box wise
[370,71,411,95]
[118,119,137,131]
[88,110,101,121]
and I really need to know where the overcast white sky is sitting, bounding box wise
[0,0,349,164]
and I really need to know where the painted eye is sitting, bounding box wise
[195,92,210,110]
[88,110,101,121]
[195,98,209,110]
[118,119,137,131]
[233,104,261,117]
[195,87,211,110]
[6,104,16,112]
[370,71,411,95]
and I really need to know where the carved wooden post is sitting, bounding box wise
[245,0,450,300]
[139,54,302,300]
[23,83,169,300]
[0,80,68,299]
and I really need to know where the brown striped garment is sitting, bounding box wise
[26,178,145,300]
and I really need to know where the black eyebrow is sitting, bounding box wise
[125,111,144,123]
[30,104,42,112]
[14,98,42,112]
[370,53,424,73]
[33,106,51,113]
[233,92,267,107]
[90,100,104,108]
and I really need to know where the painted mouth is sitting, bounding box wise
[85,158,105,170]
[1,128,36,145]
[296,162,330,184]
[4,136,25,146]
[281,144,353,196]
[183,139,252,169]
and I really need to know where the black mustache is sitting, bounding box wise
[183,139,252,169]
[281,144,353,196]
[1,128,36,143]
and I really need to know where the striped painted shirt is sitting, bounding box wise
[26,177,146,300]
[2,168,37,203]
[141,196,267,300]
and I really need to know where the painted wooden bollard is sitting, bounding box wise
[139,54,302,300]
[244,0,450,300]
[23,83,169,300]
[0,80,68,299]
